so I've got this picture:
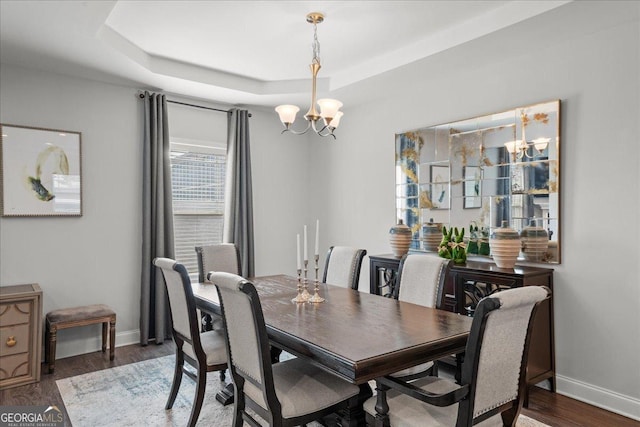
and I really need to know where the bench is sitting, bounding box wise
[45,304,116,373]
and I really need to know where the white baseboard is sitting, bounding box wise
[556,374,640,421]
[48,328,141,360]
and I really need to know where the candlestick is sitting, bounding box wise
[303,225,308,261]
[292,269,307,303]
[315,219,319,256]
[301,259,311,300]
[309,254,325,303]
[296,233,301,271]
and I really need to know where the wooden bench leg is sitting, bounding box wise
[109,317,116,361]
[102,322,108,353]
[47,323,58,374]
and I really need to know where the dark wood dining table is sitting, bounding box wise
[192,274,472,425]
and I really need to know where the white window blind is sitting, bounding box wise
[170,147,226,275]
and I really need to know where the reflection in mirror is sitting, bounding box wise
[395,100,560,264]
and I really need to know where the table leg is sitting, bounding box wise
[337,383,372,426]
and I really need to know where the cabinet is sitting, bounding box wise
[0,284,42,390]
[369,255,555,395]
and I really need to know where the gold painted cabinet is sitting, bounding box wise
[0,284,42,389]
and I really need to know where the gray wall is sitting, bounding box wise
[1,0,638,419]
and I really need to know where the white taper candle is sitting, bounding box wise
[315,219,319,256]
[303,225,308,261]
[296,234,301,270]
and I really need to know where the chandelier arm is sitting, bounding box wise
[282,121,312,135]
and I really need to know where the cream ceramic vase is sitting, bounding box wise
[389,219,412,257]
[489,221,521,268]
[422,219,442,252]
[520,219,549,262]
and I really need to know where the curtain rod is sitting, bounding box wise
[137,93,251,117]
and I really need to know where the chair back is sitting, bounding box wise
[195,244,241,282]
[322,246,367,290]
[459,286,550,425]
[153,257,202,354]
[394,254,448,307]
[211,272,281,416]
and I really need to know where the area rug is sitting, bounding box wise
[57,355,549,426]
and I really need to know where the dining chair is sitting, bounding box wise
[364,286,551,427]
[390,254,449,380]
[322,246,367,290]
[153,257,228,427]
[210,271,361,427]
[195,244,241,328]
[195,243,242,282]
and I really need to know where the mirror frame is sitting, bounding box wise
[395,100,561,264]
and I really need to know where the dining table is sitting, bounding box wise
[192,274,473,426]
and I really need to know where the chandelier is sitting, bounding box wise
[275,13,343,138]
[504,137,549,160]
[504,111,549,159]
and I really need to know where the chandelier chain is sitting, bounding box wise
[312,23,321,65]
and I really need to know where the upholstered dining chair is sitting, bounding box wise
[322,246,367,290]
[210,271,361,427]
[195,243,241,331]
[153,258,228,427]
[195,243,242,283]
[390,254,449,379]
[364,286,551,427]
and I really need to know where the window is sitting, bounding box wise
[170,141,226,275]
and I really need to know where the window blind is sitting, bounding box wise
[171,149,226,275]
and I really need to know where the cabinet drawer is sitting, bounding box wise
[0,302,32,326]
[0,324,29,356]
[0,353,30,380]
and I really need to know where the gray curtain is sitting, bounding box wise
[223,109,255,277]
[140,91,174,345]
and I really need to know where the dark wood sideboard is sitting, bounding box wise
[369,253,556,398]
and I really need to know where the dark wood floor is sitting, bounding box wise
[1,342,637,427]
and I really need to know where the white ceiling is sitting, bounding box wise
[0,1,571,107]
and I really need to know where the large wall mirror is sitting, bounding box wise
[395,100,560,264]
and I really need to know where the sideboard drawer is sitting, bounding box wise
[0,353,30,380]
[0,323,30,356]
[0,302,32,325]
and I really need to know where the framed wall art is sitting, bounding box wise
[463,166,482,209]
[429,165,450,210]
[1,124,82,216]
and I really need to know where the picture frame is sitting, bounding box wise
[430,165,450,210]
[463,166,482,209]
[1,124,82,217]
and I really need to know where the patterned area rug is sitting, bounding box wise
[57,355,549,426]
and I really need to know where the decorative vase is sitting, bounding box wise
[389,219,412,257]
[421,219,442,252]
[489,221,520,268]
[467,223,479,254]
[520,219,549,262]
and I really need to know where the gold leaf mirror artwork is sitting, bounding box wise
[395,100,560,264]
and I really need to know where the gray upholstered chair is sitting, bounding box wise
[210,271,361,427]
[389,254,449,379]
[195,243,241,282]
[322,246,367,290]
[364,286,551,427]
[195,243,241,332]
[153,258,228,427]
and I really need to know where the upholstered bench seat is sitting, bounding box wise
[45,304,116,373]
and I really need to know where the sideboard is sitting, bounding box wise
[0,283,43,390]
[369,253,555,401]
